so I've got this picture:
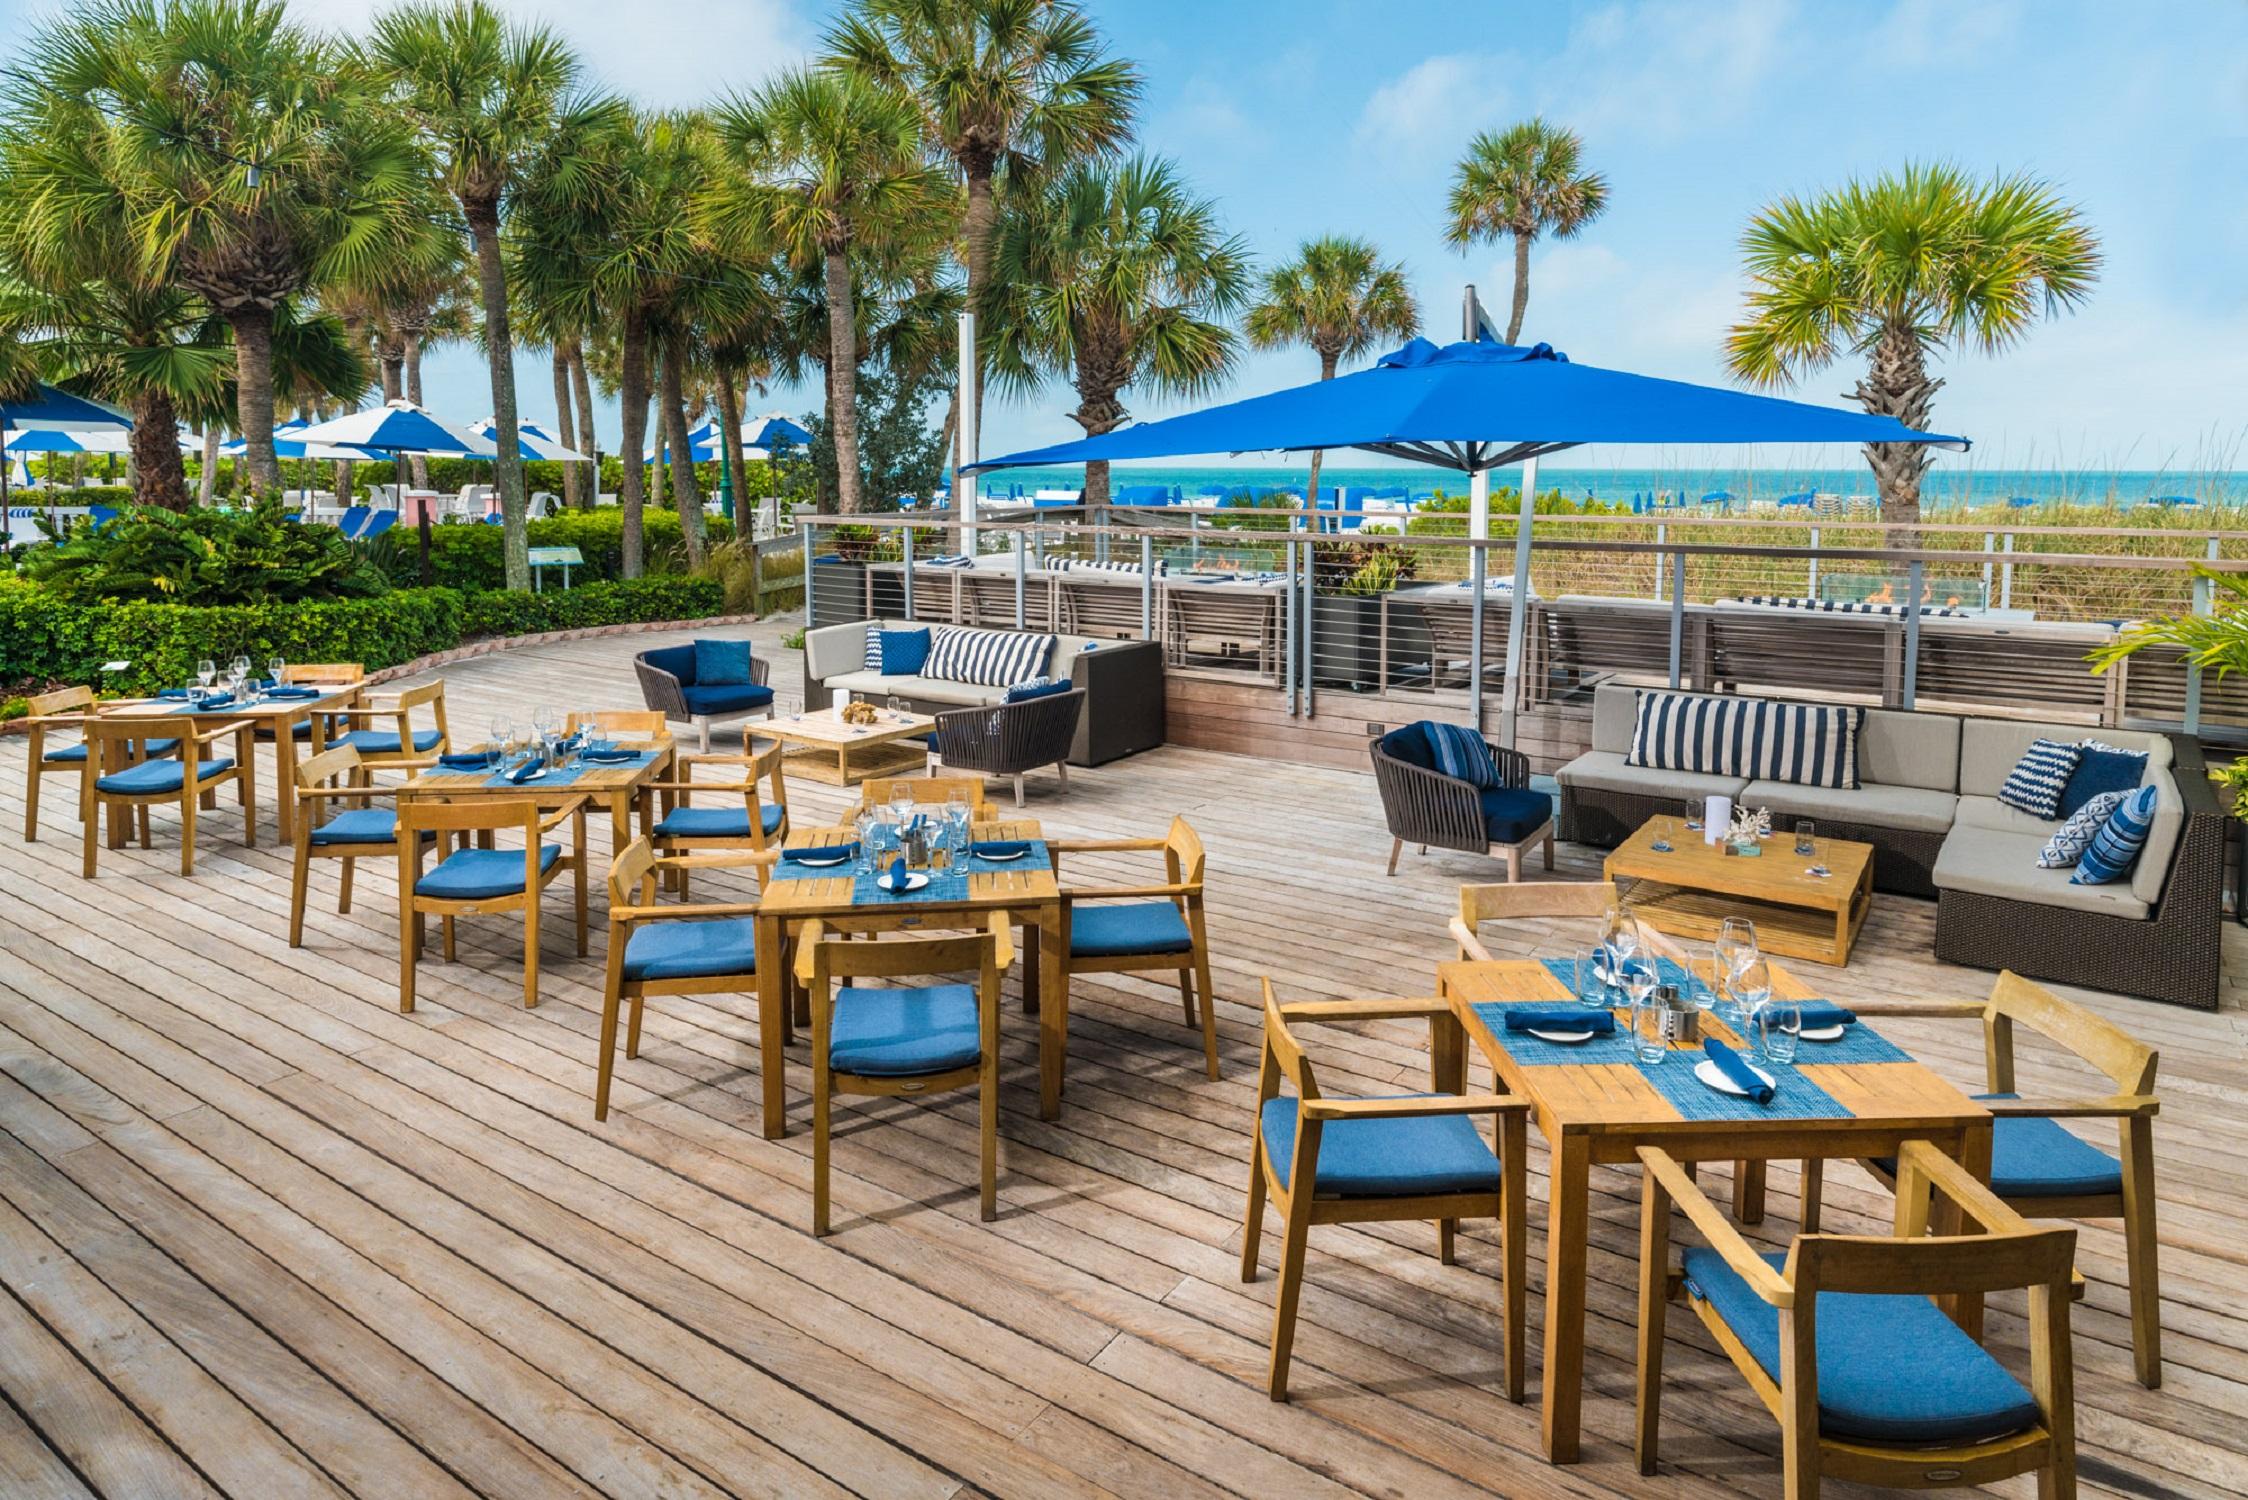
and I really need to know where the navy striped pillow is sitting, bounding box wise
[1998,738,2083,821]
[1625,693,1860,789]
[927,626,1055,687]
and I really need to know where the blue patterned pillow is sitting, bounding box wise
[1998,738,2082,821]
[2072,784,2158,885]
[1424,721,1499,788]
[2036,790,2128,869]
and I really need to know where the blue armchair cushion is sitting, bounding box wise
[1680,1246,2042,1446]
[621,916,758,982]
[1069,901,1193,958]
[414,844,560,900]
[652,803,786,839]
[309,808,418,845]
[334,727,445,755]
[1379,722,1435,772]
[1479,786,1552,844]
[1424,720,1500,787]
[1875,1097,2122,1198]
[94,757,233,795]
[680,683,775,717]
[47,737,181,763]
[1003,676,1073,704]
[693,638,755,686]
[2058,742,2146,819]
[828,983,981,1076]
[643,643,697,686]
[1259,1097,1502,1196]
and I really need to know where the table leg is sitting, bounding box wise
[1733,1158,1767,1225]
[1542,1132,1592,1463]
[608,791,631,858]
[1037,901,1066,1119]
[272,722,294,843]
[755,913,787,1138]
[1020,918,1041,1015]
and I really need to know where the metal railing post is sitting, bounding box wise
[802,520,819,629]
[1140,534,1154,639]
[1654,522,1666,599]
[1284,537,1301,716]
[1189,510,1202,570]
[1981,531,1995,606]
[2000,532,2015,610]
[1668,548,1686,689]
[1301,541,1316,716]
[1469,539,1487,729]
[1013,530,1027,629]
[1902,560,1924,710]
[1807,525,1820,599]
[2186,535,2216,735]
[901,526,915,620]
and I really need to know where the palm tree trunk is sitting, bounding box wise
[1306,350,1340,510]
[660,328,705,567]
[198,428,219,506]
[1505,232,1531,345]
[378,331,405,401]
[551,345,580,510]
[570,347,599,509]
[463,196,529,590]
[617,307,650,577]
[128,390,190,511]
[228,304,282,495]
[937,386,958,493]
[1854,321,1939,542]
[714,362,746,536]
[964,161,998,461]
[824,247,866,514]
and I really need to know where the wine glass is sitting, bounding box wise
[888,785,915,824]
[229,655,250,690]
[195,657,216,693]
[1712,916,1758,1016]
[1599,902,1640,990]
[1734,955,1773,1047]
[266,655,286,689]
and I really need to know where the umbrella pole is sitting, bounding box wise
[1498,455,1539,751]
[1468,467,1489,733]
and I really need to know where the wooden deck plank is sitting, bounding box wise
[2,615,2244,1499]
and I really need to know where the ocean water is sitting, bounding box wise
[972,464,2245,511]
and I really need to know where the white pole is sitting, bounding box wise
[957,311,978,554]
[1498,455,1539,750]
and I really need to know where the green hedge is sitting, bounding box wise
[0,574,724,697]
[2,485,136,508]
[362,509,733,591]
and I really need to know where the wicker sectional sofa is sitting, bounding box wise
[803,619,1164,767]
[1557,683,2222,1009]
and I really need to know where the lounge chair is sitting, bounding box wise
[357,510,399,539]
[336,505,371,540]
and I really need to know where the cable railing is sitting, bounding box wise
[795,508,2248,746]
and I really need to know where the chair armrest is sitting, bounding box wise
[1278,998,1453,1022]
[988,911,1014,970]
[1844,1001,1988,1019]
[613,901,764,923]
[1048,837,1169,853]
[654,850,779,871]
[1063,882,1196,901]
[792,918,829,984]
[1893,1140,2044,1238]
[1302,1094,1526,1121]
[1447,917,1496,961]
[1981,1094,2159,1119]
[188,720,254,743]
[297,785,405,800]
[642,779,758,794]
[1638,1147,1793,1306]
[535,798,590,833]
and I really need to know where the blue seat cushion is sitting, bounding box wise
[334,727,445,755]
[1379,722,1434,771]
[46,737,181,763]
[643,643,698,686]
[94,757,233,795]
[1480,785,1552,843]
[415,844,560,900]
[1680,1246,2042,1446]
[652,803,786,840]
[1259,1097,1502,1196]
[828,983,981,1076]
[1070,901,1193,958]
[1003,676,1073,704]
[693,637,755,686]
[1874,1097,2122,1199]
[309,807,414,845]
[622,916,758,982]
[681,683,775,717]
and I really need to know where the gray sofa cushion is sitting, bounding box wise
[1952,794,2061,838]
[1859,709,1961,793]
[1556,750,1747,802]
[1958,719,2172,799]
[1592,684,1641,755]
[2129,774,2185,906]
[1933,831,2150,920]
[821,669,999,707]
[1739,779,1958,834]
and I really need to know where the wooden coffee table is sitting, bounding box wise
[764,704,936,785]
[1602,818,1874,965]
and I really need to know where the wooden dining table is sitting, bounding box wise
[1437,955,1992,1465]
[752,818,1062,1138]
[106,684,361,843]
[395,735,677,855]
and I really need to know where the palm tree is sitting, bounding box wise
[1245,235,1419,508]
[1726,163,2099,527]
[17,0,423,495]
[1445,118,1609,345]
[370,0,623,589]
[987,155,1249,507]
[710,69,951,514]
[826,0,1140,454]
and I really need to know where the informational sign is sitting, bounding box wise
[528,545,583,591]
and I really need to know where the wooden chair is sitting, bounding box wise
[20,686,178,842]
[1637,1141,2077,1498]
[568,709,668,738]
[1052,816,1220,1080]
[288,743,441,946]
[1802,971,2163,1388]
[794,916,1011,1235]
[1243,978,1529,1401]
[1450,880,1696,967]
[851,773,995,823]
[79,712,254,877]
[254,662,365,747]
[332,679,450,775]
[645,740,790,897]
[595,837,770,1120]
[396,795,587,1012]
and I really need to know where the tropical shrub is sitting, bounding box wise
[19,500,388,603]
[456,577,723,638]
[356,508,736,591]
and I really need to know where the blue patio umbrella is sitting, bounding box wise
[967,335,1967,743]
[471,418,586,462]
[5,426,136,455]
[220,418,385,463]
[744,415,812,452]
[1,383,133,522]
[292,401,495,532]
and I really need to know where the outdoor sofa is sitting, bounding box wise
[803,618,1164,767]
[1557,682,2221,1009]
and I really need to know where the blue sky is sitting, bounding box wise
[19,0,2242,471]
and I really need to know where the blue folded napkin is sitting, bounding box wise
[580,748,639,764]
[1503,1007,1616,1035]
[971,839,1031,859]
[783,842,857,863]
[438,750,493,770]
[195,693,236,709]
[265,684,321,699]
[505,760,545,784]
[157,687,192,699]
[1703,1039,1775,1103]
[1786,1000,1857,1030]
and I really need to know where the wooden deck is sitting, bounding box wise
[2,616,2244,1500]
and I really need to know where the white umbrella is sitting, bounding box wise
[293,400,497,457]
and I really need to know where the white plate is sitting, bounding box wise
[1797,1023,1846,1043]
[878,871,930,893]
[1694,1058,1776,1097]
[976,847,1029,862]
[1526,1026,1596,1044]
[792,853,849,868]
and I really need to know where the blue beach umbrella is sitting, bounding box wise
[744,415,812,452]
[472,418,586,462]
[220,418,385,463]
[1,384,134,518]
[294,400,496,458]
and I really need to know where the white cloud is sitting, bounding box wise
[1542,0,1796,143]
[1352,52,1511,160]
[1873,0,2026,68]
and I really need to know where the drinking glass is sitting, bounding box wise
[853,811,878,874]
[1795,820,1817,857]
[885,695,907,718]
[229,654,250,681]
[267,655,286,688]
[1682,798,1703,833]
[1629,988,1669,1065]
[195,658,216,692]
[1734,956,1773,1048]
[1650,815,1674,853]
[1759,1000,1802,1066]
[1573,951,1608,1009]
[889,785,915,823]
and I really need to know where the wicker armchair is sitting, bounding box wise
[931,688,1086,807]
[634,644,774,751]
[1371,721,1554,881]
